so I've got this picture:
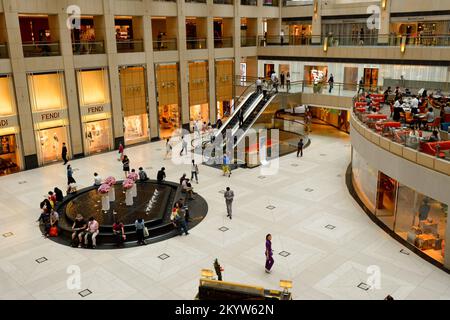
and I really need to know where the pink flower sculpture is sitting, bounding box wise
[123,179,134,190]
[104,176,117,186]
[98,183,111,194]
[127,172,139,182]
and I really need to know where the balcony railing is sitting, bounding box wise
[214,0,233,3]
[263,0,279,6]
[258,35,319,46]
[214,37,233,48]
[185,0,206,3]
[0,43,8,59]
[241,36,257,47]
[153,38,177,51]
[22,42,61,57]
[241,0,257,5]
[72,41,105,55]
[283,0,313,6]
[117,39,144,53]
[186,38,207,49]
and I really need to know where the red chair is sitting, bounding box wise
[420,141,450,158]
[367,114,388,120]
[444,114,450,123]
[427,117,441,131]
[355,102,367,108]
[356,107,366,113]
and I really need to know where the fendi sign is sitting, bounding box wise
[0,119,8,128]
[40,111,61,121]
[81,104,110,117]
[33,110,67,124]
[0,116,18,129]
[87,106,104,114]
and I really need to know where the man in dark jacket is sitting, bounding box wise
[62,142,68,165]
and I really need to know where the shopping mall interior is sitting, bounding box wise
[0,0,450,302]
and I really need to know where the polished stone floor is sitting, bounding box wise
[0,125,450,300]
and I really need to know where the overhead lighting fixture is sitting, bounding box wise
[314,0,318,15]
[400,35,406,53]
[323,37,328,52]
[382,0,387,10]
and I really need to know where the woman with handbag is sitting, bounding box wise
[135,218,146,245]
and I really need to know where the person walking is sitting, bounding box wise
[180,136,188,156]
[157,167,166,184]
[328,74,334,93]
[118,143,124,161]
[135,218,146,245]
[265,234,274,273]
[191,160,199,184]
[280,72,285,90]
[256,77,262,94]
[224,187,234,219]
[165,138,172,159]
[67,165,75,185]
[214,258,223,281]
[122,155,130,178]
[286,72,291,92]
[297,138,304,157]
[61,142,68,165]
[222,154,231,177]
[171,205,189,235]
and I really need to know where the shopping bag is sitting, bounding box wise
[143,227,149,238]
[49,226,58,237]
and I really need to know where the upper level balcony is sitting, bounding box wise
[214,37,233,48]
[153,38,177,51]
[214,0,234,3]
[0,43,8,59]
[241,0,257,5]
[241,36,257,47]
[186,0,207,3]
[117,39,144,53]
[22,41,60,57]
[263,0,279,6]
[187,38,207,49]
[72,41,105,55]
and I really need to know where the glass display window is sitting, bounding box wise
[0,133,20,176]
[36,125,69,165]
[395,185,447,263]
[217,100,233,120]
[351,148,378,212]
[190,103,209,129]
[83,119,112,155]
[158,104,180,139]
[375,172,398,229]
[77,69,110,106]
[124,114,149,144]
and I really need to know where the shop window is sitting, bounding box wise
[0,134,20,176]
[77,69,109,106]
[351,149,378,213]
[0,76,16,116]
[28,72,67,111]
[36,125,69,165]
[375,172,398,229]
[84,119,112,154]
[395,185,447,263]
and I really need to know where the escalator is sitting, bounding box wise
[233,92,277,147]
[214,91,262,142]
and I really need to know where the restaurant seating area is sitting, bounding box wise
[354,90,450,161]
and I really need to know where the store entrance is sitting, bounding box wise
[37,126,68,165]
[364,68,378,92]
[264,64,274,78]
[376,172,398,229]
[0,134,20,176]
[84,119,112,155]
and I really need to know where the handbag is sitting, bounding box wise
[49,226,58,237]
[143,227,149,238]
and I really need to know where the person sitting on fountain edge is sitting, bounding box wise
[138,167,149,182]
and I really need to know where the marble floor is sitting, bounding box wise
[0,126,450,300]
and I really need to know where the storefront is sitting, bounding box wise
[281,18,312,45]
[189,61,210,129]
[28,72,70,165]
[390,16,450,46]
[76,68,113,155]
[155,63,181,139]
[0,75,21,175]
[322,16,379,46]
[352,149,448,264]
[304,65,328,90]
[119,66,149,145]
[215,59,234,121]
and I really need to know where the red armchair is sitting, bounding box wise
[420,141,450,158]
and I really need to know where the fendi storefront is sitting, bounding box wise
[119,66,149,145]
[0,75,21,175]
[76,68,113,155]
[215,59,234,121]
[155,63,180,139]
[188,61,209,129]
[28,72,70,165]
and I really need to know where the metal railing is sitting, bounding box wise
[0,43,8,59]
[214,0,233,3]
[185,0,206,3]
[153,38,177,51]
[186,38,207,49]
[214,37,233,48]
[72,41,105,55]
[256,33,450,47]
[282,0,313,6]
[258,35,317,46]
[263,0,279,6]
[241,36,257,47]
[22,42,60,57]
[353,94,450,163]
[116,39,144,53]
[241,0,257,5]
